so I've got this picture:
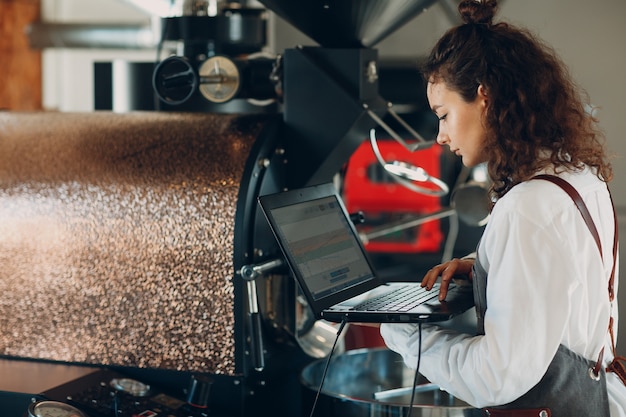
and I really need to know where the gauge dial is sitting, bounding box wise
[198,56,241,103]
[28,401,88,417]
[110,377,151,397]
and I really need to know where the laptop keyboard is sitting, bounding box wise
[354,283,442,312]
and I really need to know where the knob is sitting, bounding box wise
[186,374,213,408]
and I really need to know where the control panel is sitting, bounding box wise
[33,368,228,417]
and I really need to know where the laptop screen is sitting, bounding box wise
[263,191,377,302]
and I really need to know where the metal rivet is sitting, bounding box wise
[539,410,548,417]
[588,367,601,381]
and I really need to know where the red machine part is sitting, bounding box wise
[343,139,444,253]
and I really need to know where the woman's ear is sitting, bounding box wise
[477,84,488,108]
[478,84,488,98]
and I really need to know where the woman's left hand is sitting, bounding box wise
[420,258,474,301]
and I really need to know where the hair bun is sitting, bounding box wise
[458,0,498,25]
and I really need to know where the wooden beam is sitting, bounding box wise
[0,0,42,110]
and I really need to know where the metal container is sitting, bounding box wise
[0,111,265,374]
[300,348,479,417]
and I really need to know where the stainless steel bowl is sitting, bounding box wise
[300,347,479,417]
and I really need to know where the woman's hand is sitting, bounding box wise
[420,258,475,301]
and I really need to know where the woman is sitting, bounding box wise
[379,0,625,415]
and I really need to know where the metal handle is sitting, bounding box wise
[364,102,435,152]
[239,258,283,281]
[369,129,449,197]
[246,280,265,371]
[238,259,283,372]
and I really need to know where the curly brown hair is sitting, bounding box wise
[422,0,612,199]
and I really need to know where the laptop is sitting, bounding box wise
[258,183,474,323]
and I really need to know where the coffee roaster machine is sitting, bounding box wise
[149,2,477,415]
[0,1,486,416]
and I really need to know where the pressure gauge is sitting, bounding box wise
[198,56,241,103]
[110,377,151,397]
[27,401,88,417]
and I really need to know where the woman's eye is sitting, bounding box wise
[438,114,448,121]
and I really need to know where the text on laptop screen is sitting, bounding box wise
[271,195,375,300]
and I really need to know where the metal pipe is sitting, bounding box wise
[26,22,157,49]
[361,208,456,243]
[373,383,440,401]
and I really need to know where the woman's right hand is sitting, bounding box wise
[420,258,475,301]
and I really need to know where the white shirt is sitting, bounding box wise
[380,167,625,415]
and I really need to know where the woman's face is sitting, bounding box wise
[427,80,489,167]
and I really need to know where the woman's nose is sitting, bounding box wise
[436,130,448,145]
